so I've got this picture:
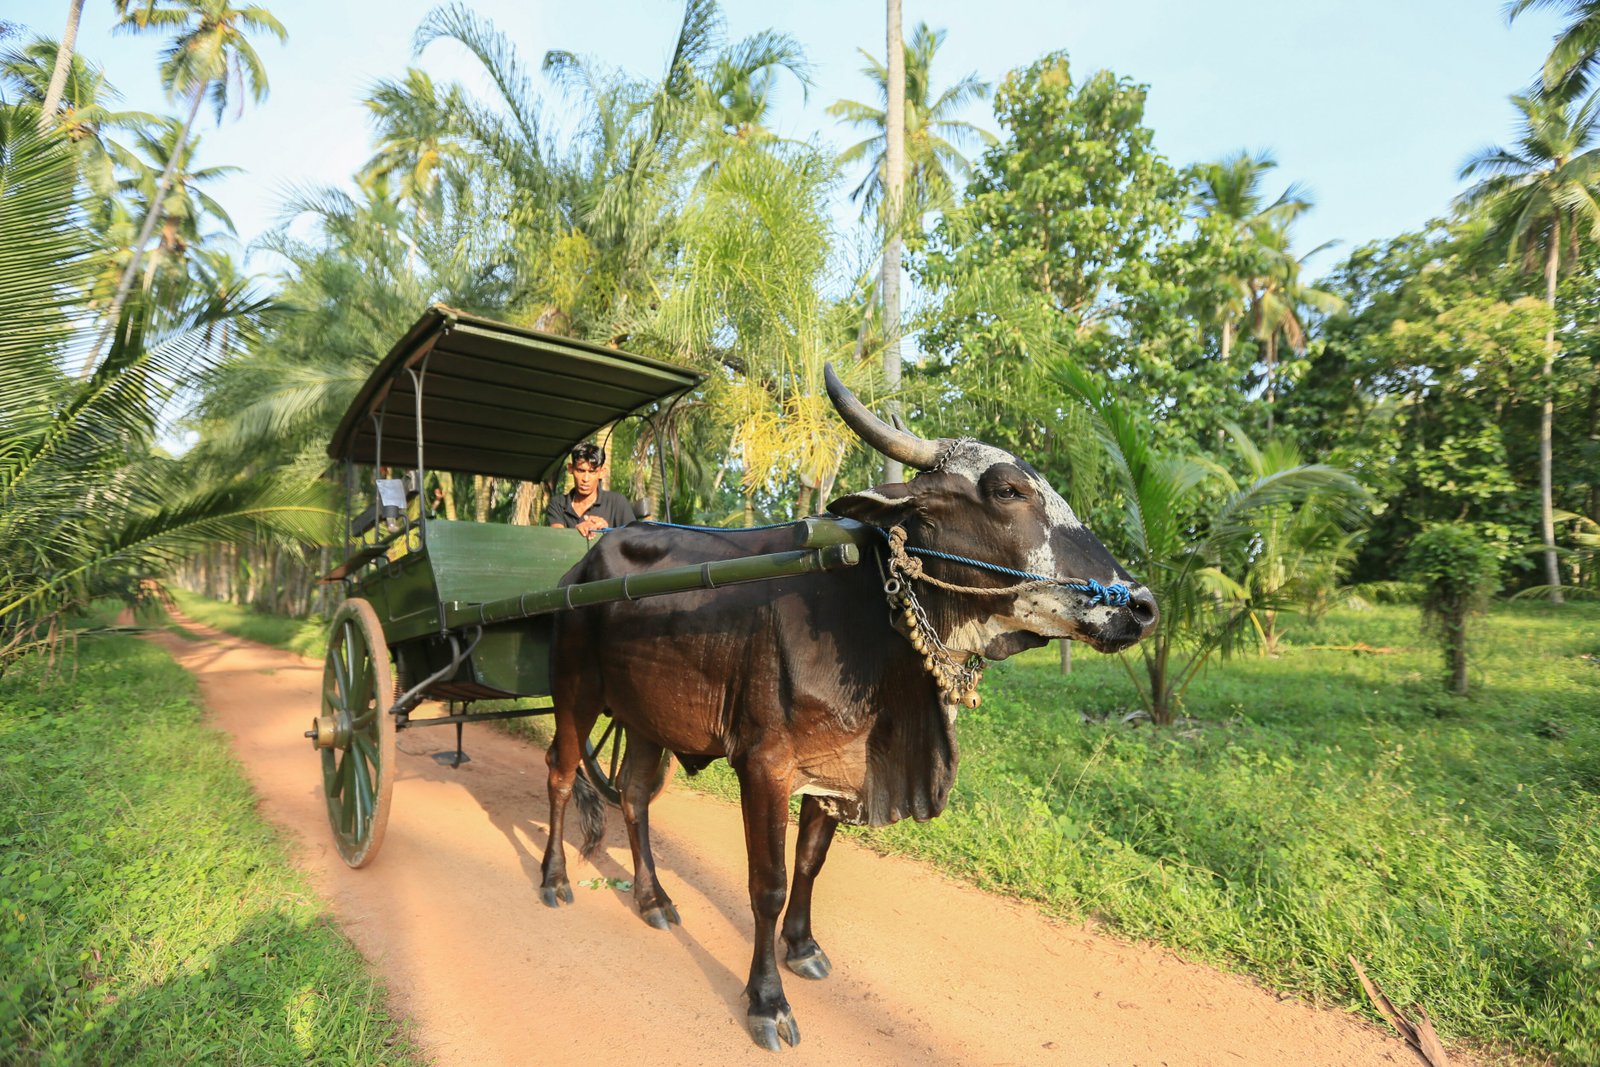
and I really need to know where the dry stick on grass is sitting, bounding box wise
[1348,955,1452,1067]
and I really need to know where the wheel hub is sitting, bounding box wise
[306,710,352,750]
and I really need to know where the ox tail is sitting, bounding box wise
[574,771,607,859]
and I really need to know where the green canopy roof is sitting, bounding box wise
[327,305,703,481]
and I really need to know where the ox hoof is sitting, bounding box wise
[539,883,574,908]
[640,902,681,929]
[746,1007,800,1051]
[784,946,831,980]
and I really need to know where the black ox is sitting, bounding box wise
[539,364,1157,1050]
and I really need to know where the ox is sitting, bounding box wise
[539,364,1156,1050]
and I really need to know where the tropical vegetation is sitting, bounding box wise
[3,0,1600,1062]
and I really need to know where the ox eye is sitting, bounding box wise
[993,484,1024,501]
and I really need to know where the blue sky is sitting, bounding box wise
[1,0,1568,280]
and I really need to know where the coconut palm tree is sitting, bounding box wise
[1510,0,1600,99]
[1458,89,1600,602]
[359,67,467,222]
[85,0,285,375]
[827,21,994,224]
[2,39,160,197]
[0,106,331,670]
[117,123,238,292]
[1246,227,1343,429]
[1192,149,1311,366]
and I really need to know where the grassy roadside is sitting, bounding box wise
[174,586,1600,1062]
[0,625,415,1064]
[169,589,328,659]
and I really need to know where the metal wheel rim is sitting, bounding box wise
[581,716,674,807]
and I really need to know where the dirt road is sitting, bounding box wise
[149,615,1427,1066]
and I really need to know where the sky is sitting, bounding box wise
[0,0,1570,281]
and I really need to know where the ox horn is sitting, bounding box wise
[823,362,946,471]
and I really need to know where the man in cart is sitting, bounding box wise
[546,441,635,540]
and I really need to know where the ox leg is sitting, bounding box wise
[781,795,838,980]
[539,704,599,909]
[732,752,800,1050]
[618,732,679,929]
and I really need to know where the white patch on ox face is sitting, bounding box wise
[937,440,1085,580]
[928,440,1123,655]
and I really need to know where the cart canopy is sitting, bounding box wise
[327,305,703,481]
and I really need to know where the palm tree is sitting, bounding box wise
[1,105,331,670]
[1246,227,1343,429]
[1459,89,1600,602]
[1509,0,1600,99]
[697,30,810,141]
[2,39,160,197]
[358,67,466,222]
[1193,149,1311,366]
[1050,357,1364,723]
[117,123,238,291]
[828,21,993,225]
[35,0,85,132]
[86,0,285,375]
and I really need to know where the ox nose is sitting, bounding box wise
[1128,586,1158,636]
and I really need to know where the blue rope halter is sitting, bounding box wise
[895,541,1133,607]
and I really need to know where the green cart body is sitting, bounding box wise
[310,306,867,867]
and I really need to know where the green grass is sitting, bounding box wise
[843,601,1600,1065]
[172,588,1600,1061]
[0,631,415,1065]
[170,589,328,658]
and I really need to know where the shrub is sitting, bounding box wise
[1404,524,1499,694]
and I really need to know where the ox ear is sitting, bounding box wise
[828,483,917,526]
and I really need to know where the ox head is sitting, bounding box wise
[823,364,1157,658]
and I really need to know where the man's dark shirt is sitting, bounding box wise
[545,488,636,531]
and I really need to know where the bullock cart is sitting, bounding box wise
[308,305,869,867]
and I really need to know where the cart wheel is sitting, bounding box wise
[581,715,674,807]
[308,598,396,868]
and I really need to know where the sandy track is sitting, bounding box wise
[147,614,1427,1066]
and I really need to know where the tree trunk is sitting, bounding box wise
[1147,646,1169,726]
[794,483,814,519]
[437,471,458,520]
[1447,613,1469,695]
[1221,316,1233,366]
[512,481,537,526]
[1059,639,1072,675]
[880,0,906,485]
[473,475,492,522]
[81,79,209,377]
[1541,224,1564,603]
[37,0,86,133]
[1264,332,1278,432]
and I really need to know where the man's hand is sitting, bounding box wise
[577,514,607,539]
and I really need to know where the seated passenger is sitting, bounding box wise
[546,441,636,541]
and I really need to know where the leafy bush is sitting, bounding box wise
[1405,524,1500,694]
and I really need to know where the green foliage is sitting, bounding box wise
[832,601,1600,1065]
[0,634,414,1063]
[917,51,1246,454]
[1405,524,1501,694]
[0,107,336,672]
[1050,357,1367,722]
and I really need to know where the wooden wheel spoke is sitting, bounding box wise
[329,638,352,710]
[341,622,360,705]
[608,729,623,785]
[338,756,356,834]
[351,744,372,830]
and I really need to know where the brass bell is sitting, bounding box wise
[961,690,981,709]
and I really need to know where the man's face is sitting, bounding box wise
[570,461,602,497]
